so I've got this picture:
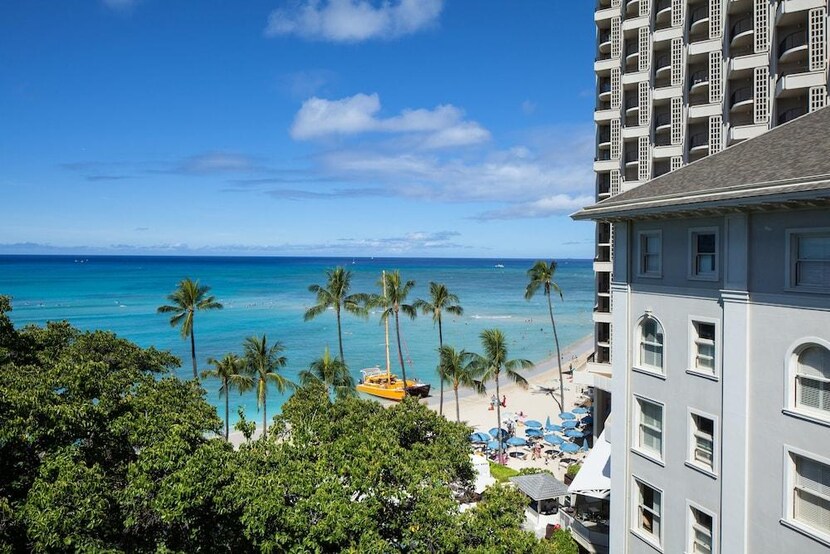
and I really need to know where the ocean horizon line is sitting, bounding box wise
[0,253,594,262]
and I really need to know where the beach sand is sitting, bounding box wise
[231,335,596,483]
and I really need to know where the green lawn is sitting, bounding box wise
[488,461,520,483]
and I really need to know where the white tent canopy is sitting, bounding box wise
[567,428,611,499]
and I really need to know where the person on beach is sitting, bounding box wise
[501,395,507,408]
[489,395,497,411]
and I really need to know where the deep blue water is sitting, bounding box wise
[0,255,594,423]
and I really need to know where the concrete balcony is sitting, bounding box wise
[653,84,683,100]
[594,107,619,122]
[621,14,648,31]
[729,52,768,73]
[593,158,620,172]
[559,511,610,554]
[593,260,613,273]
[653,143,683,158]
[653,25,683,44]
[729,16,754,49]
[688,102,722,119]
[729,86,754,113]
[776,0,828,21]
[594,6,618,21]
[592,310,612,324]
[621,69,649,85]
[778,30,808,64]
[594,56,619,73]
[729,122,768,143]
[688,37,722,55]
[776,71,826,97]
[621,124,649,138]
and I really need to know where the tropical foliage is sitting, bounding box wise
[303,266,368,364]
[439,345,484,422]
[525,260,566,412]
[202,353,253,440]
[299,346,356,400]
[372,270,417,386]
[414,282,464,416]
[157,277,223,379]
[242,334,295,439]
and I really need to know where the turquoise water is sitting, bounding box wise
[0,255,594,423]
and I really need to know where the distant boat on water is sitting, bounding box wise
[494,263,505,269]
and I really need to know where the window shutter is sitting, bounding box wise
[639,27,651,72]
[611,118,622,158]
[810,86,827,113]
[709,51,722,103]
[638,136,650,181]
[612,17,622,59]
[754,0,768,53]
[611,68,622,109]
[671,156,683,171]
[709,115,723,155]
[639,81,650,126]
[671,37,684,86]
[672,0,684,27]
[709,0,722,39]
[671,96,683,144]
[809,8,827,73]
[754,66,769,124]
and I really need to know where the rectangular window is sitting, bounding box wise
[635,479,662,544]
[639,231,662,276]
[689,506,714,554]
[637,398,663,458]
[691,229,718,279]
[793,454,830,537]
[692,322,716,374]
[792,232,830,290]
[690,413,715,471]
[795,346,830,415]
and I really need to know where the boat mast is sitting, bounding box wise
[383,270,391,380]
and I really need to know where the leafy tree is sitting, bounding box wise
[439,345,484,423]
[414,282,464,416]
[525,260,566,412]
[242,334,295,440]
[202,353,254,440]
[157,278,223,379]
[303,266,368,365]
[233,406,256,443]
[477,328,532,464]
[372,271,417,387]
[299,346,356,400]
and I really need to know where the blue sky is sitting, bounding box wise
[1,0,597,259]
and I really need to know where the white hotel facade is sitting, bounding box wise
[574,108,830,553]
[587,0,830,430]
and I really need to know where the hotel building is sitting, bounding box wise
[574,107,830,553]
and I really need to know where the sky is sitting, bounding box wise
[0,0,598,259]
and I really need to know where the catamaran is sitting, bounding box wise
[356,271,431,401]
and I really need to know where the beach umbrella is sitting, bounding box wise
[525,428,543,438]
[572,407,589,414]
[486,440,502,451]
[546,423,564,433]
[489,427,509,439]
[470,432,490,443]
[506,437,527,447]
[545,416,555,431]
[565,429,585,438]
[544,434,564,445]
[581,441,590,452]
[581,415,594,424]
[560,442,579,454]
[524,420,543,429]
[562,420,578,429]
[559,412,576,420]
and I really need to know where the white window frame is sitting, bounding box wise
[632,477,663,548]
[785,228,830,293]
[784,338,830,426]
[686,408,719,477]
[686,501,718,554]
[688,227,719,281]
[638,230,663,278]
[688,316,719,379]
[782,446,830,546]
[633,395,665,462]
[635,314,666,376]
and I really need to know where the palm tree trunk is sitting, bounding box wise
[336,307,345,364]
[262,390,267,440]
[190,327,198,379]
[454,384,460,423]
[547,293,565,413]
[224,384,230,441]
[437,315,444,416]
[495,371,503,464]
[394,311,408,386]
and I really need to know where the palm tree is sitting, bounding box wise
[201,353,254,441]
[243,334,295,439]
[157,278,223,379]
[304,267,368,364]
[414,282,463,417]
[438,345,484,423]
[525,260,565,412]
[477,328,532,464]
[299,346,356,400]
[373,271,417,386]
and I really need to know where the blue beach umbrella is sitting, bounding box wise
[572,407,589,414]
[506,437,528,447]
[525,428,544,438]
[559,412,576,420]
[487,440,502,451]
[545,416,555,430]
[489,427,509,439]
[560,442,579,454]
[581,441,590,452]
[546,423,564,433]
[470,432,491,443]
[562,420,579,429]
[565,429,585,438]
[544,434,564,445]
[524,420,543,429]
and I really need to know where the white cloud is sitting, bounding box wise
[265,0,443,42]
[290,93,490,148]
[475,194,596,220]
[177,152,258,174]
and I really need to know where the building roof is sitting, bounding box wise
[572,106,830,221]
[567,429,610,500]
[509,472,570,501]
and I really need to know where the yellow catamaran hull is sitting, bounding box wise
[356,371,431,401]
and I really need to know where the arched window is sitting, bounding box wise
[639,316,664,371]
[796,345,830,414]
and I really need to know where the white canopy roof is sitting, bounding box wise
[567,428,611,499]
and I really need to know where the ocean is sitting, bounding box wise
[0,255,594,423]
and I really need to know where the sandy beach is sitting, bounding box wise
[230,335,595,478]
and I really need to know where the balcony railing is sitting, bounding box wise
[688,69,708,90]
[624,149,639,163]
[599,30,611,44]
[689,5,709,27]
[598,129,611,143]
[654,54,670,71]
[730,86,753,107]
[655,0,671,12]
[599,80,612,94]
[778,106,806,124]
[730,17,753,40]
[654,112,671,127]
[596,150,612,161]
[624,97,639,110]
[779,30,807,57]
[559,511,610,549]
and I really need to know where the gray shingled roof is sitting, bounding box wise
[509,473,570,501]
[572,106,830,220]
